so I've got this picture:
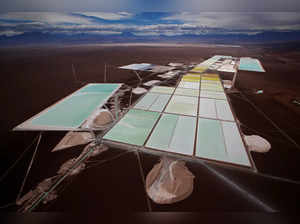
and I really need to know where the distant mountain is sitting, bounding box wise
[1,11,300,46]
[1,30,300,46]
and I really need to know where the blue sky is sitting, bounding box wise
[1,11,300,38]
[1,0,300,38]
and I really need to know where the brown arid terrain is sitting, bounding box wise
[0,43,300,212]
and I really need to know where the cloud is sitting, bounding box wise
[0,11,300,38]
[77,12,132,20]
[50,30,122,35]
[0,30,24,36]
[0,12,92,25]
[163,12,300,30]
[172,0,300,12]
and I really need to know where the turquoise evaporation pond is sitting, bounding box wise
[30,84,120,128]
[238,58,265,72]
[196,118,229,162]
[196,118,251,166]
[146,113,196,156]
[77,83,121,93]
[200,55,232,66]
[134,93,171,112]
[103,109,160,146]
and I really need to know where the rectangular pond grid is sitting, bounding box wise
[178,81,200,89]
[134,93,171,112]
[190,66,208,73]
[182,74,202,82]
[174,88,200,97]
[103,74,253,168]
[165,95,199,116]
[149,86,175,94]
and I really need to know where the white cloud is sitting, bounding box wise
[0,30,24,36]
[50,30,122,35]
[133,27,206,37]
[77,12,132,20]
[171,0,300,12]
[163,12,300,30]
[0,12,92,25]
[133,31,160,36]
[0,11,299,38]
[88,30,122,35]
[51,23,130,30]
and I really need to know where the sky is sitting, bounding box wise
[0,1,300,38]
[1,0,300,12]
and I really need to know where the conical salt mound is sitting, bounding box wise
[244,135,271,153]
[145,157,194,204]
[52,131,93,152]
[132,87,147,95]
[143,80,160,87]
[92,110,113,127]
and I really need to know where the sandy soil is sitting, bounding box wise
[1,43,300,212]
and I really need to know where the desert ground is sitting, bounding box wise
[0,43,300,212]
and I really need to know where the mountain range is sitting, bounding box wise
[0,12,300,45]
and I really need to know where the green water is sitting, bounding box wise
[103,109,160,146]
[31,93,110,128]
[196,118,229,162]
[30,84,120,128]
[146,113,179,150]
[146,114,196,155]
[165,95,198,116]
[78,83,120,93]
[239,58,265,72]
